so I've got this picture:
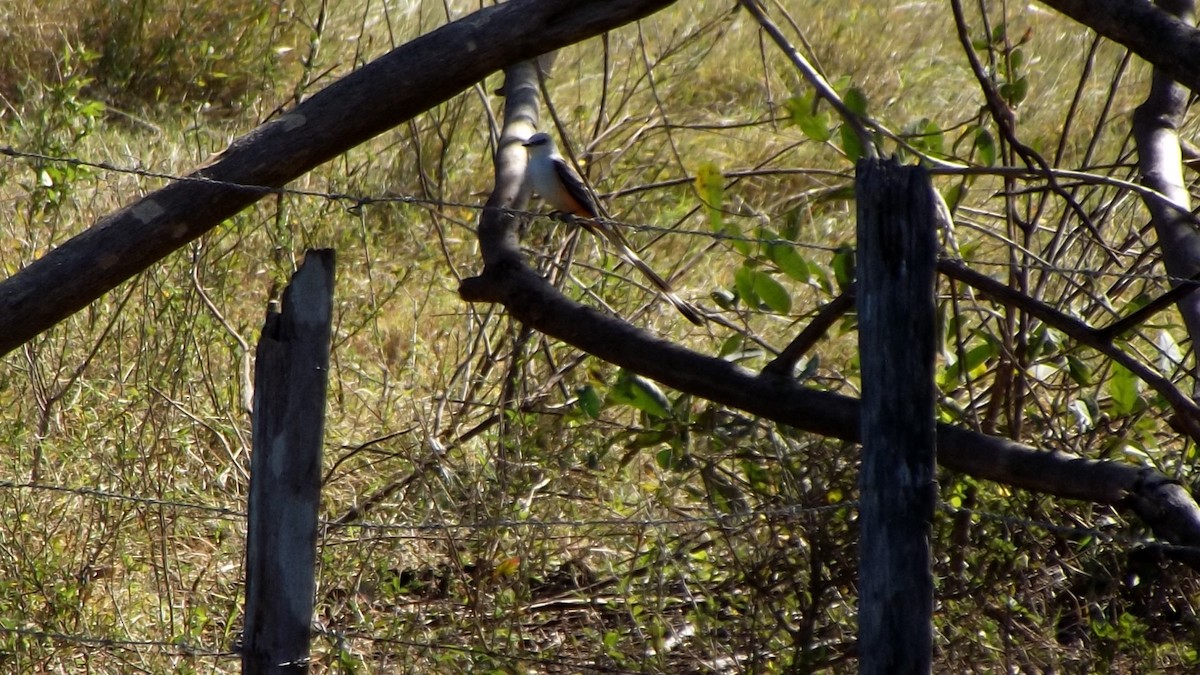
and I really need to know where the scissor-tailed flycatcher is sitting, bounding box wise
[523,132,704,325]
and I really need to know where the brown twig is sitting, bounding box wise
[937,259,1200,441]
[762,285,856,376]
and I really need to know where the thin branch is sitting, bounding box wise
[762,285,856,376]
[949,0,1112,258]
[937,259,1200,441]
[1099,270,1200,341]
[738,0,876,159]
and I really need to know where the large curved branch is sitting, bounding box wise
[0,0,678,357]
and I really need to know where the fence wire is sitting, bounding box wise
[0,477,1190,555]
[2,142,1196,286]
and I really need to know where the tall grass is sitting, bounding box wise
[0,0,1197,671]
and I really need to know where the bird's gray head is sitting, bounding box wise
[522,132,553,149]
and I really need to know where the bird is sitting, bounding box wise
[522,132,704,325]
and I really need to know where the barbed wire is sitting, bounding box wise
[2,478,1197,665]
[4,143,1199,287]
[0,624,236,659]
[310,627,648,673]
[5,141,1200,666]
[0,621,677,672]
[0,480,245,521]
[0,479,848,532]
[3,478,1194,557]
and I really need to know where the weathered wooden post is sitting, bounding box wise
[243,250,335,674]
[855,158,937,673]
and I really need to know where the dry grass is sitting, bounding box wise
[1,0,1198,672]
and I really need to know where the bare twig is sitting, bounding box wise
[737,0,877,159]
[762,285,856,376]
[937,259,1200,441]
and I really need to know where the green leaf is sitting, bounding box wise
[734,265,760,307]
[784,93,833,142]
[1009,47,1026,72]
[843,86,869,115]
[839,124,864,161]
[751,270,792,314]
[831,245,856,291]
[940,340,998,385]
[799,112,834,143]
[905,117,945,157]
[718,334,745,358]
[942,184,965,211]
[611,369,672,419]
[1067,355,1093,386]
[768,241,811,283]
[1108,362,1141,416]
[783,95,806,124]
[695,161,726,234]
[999,75,1030,106]
[974,127,997,166]
[711,288,737,310]
[576,385,602,419]
[78,100,107,118]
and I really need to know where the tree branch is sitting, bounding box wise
[462,256,1200,564]
[937,259,1200,441]
[762,284,855,376]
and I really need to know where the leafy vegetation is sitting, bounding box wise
[2,0,1199,671]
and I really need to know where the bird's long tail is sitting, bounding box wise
[583,220,705,326]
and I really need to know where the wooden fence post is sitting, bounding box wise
[243,249,335,674]
[855,158,937,674]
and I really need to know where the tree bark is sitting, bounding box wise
[1132,0,1200,396]
[0,0,677,357]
